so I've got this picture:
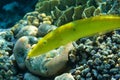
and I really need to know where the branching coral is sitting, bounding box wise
[27,15,120,58]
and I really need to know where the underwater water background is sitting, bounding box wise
[0,0,37,29]
[0,0,120,80]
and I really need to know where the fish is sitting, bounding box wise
[27,15,120,58]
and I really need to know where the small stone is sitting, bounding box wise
[115,64,120,68]
[104,63,111,69]
[24,73,40,80]
[114,74,120,79]
[103,74,110,79]
[97,74,103,79]
[75,70,81,75]
[90,50,96,55]
[43,21,52,24]
[16,25,38,38]
[108,59,115,66]
[110,68,119,74]
[94,58,102,65]
[117,52,120,57]
[117,58,120,63]
[38,23,56,37]
[86,77,92,80]
[86,72,91,78]
[94,52,102,58]
[103,69,108,74]
[81,68,90,76]
[92,69,98,77]
[107,54,114,59]
[87,60,93,66]
[32,19,40,27]
[25,45,71,77]
[54,73,75,80]
[40,13,46,18]
[81,77,85,80]
[47,16,53,22]
[69,53,76,63]
[85,46,93,52]
[27,16,35,25]
[38,14,43,22]
[76,66,84,71]
[75,74,81,80]
[111,77,116,80]
[13,36,36,69]
[43,17,50,21]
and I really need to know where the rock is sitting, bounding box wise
[13,36,37,69]
[24,72,40,80]
[54,73,75,80]
[16,25,38,38]
[38,23,56,37]
[25,43,74,77]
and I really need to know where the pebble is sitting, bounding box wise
[76,66,84,71]
[87,60,93,66]
[86,77,92,80]
[104,63,111,69]
[32,18,40,27]
[114,74,120,79]
[90,50,96,55]
[97,74,102,79]
[75,70,81,75]
[94,52,102,58]
[69,52,76,63]
[94,58,102,65]
[38,23,56,37]
[25,48,64,77]
[54,73,75,80]
[43,20,52,24]
[24,73,40,80]
[92,69,98,77]
[110,68,119,74]
[40,13,46,18]
[108,59,115,66]
[81,68,90,76]
[80,77,85,80]
[16,25,38,38]
[86,72,91,78]
[75,74,81,80]
[13,36,37,69]
[103,74,110,79]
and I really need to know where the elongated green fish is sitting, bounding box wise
[27,15,120,58]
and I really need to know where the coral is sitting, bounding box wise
[35,0,117,26]
[0,30,14,55]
